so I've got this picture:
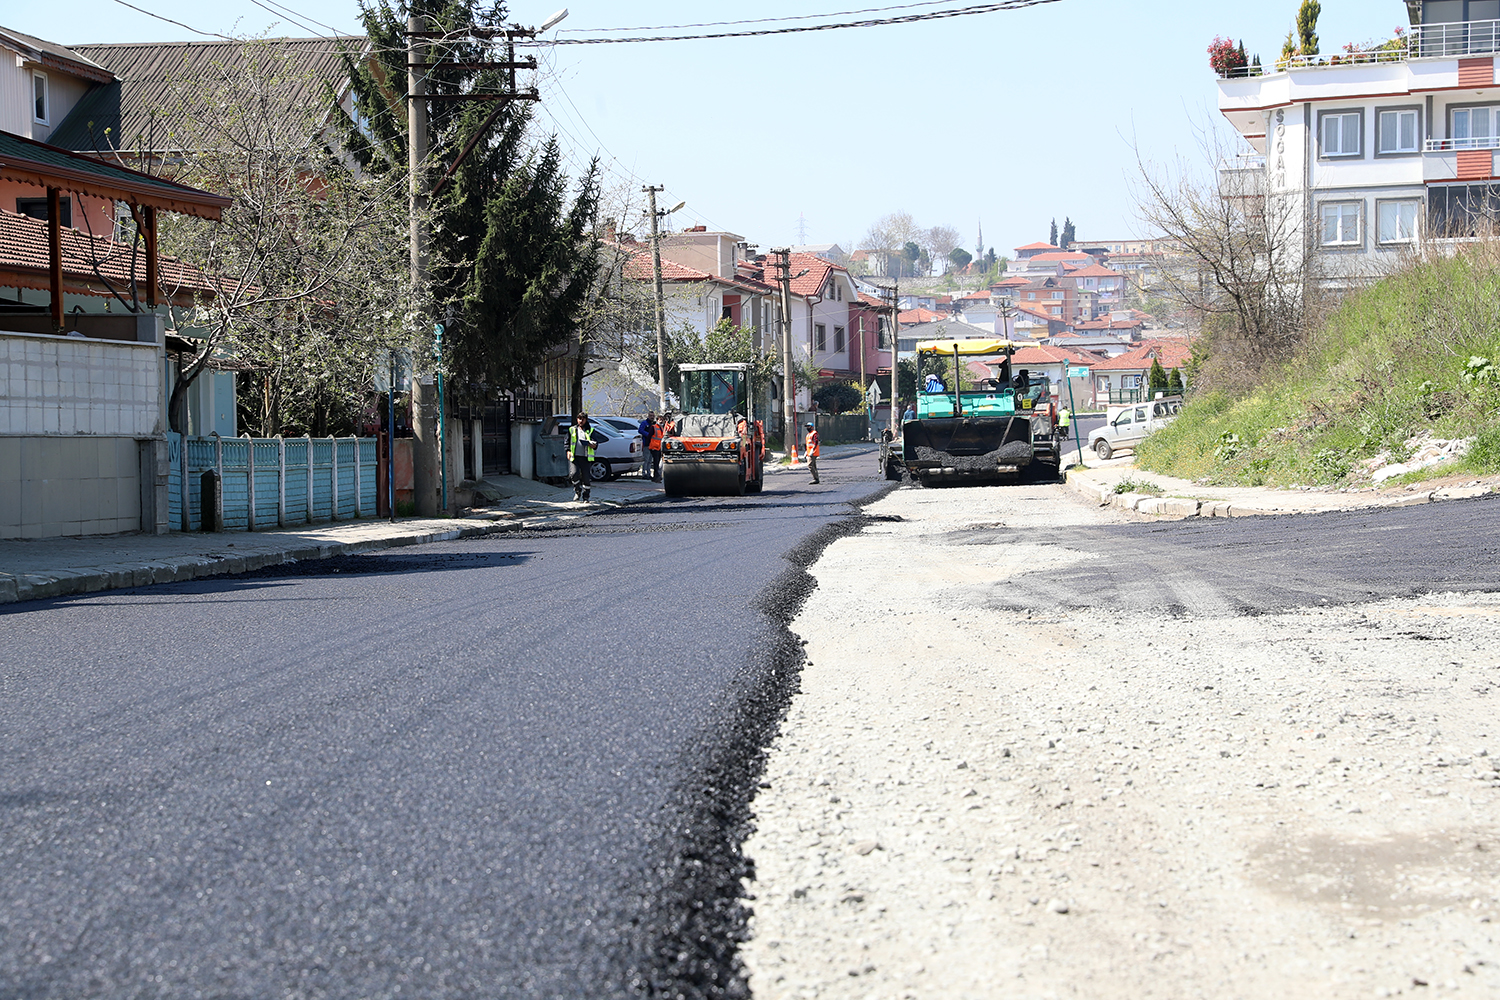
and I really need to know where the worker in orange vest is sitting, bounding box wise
[805,421,821,485]
[647,414,666,482]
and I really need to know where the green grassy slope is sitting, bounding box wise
[1135,249,1500,487]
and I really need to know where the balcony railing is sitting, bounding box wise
[1411,18,1500,57]
[1425,136,1500,151]
[1219,20,1500,78]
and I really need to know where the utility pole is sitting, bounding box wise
[407,15,437,517]
[887,277,900,440]
[644,184,669,411]
[771,248,797,460]
[404,18,540,516]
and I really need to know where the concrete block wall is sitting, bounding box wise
[0,330,163,437]
[0,436,143,538]
[0,329,168,539]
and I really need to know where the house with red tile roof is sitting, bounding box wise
[1014,241,1061,259]
[1088,339,1193,403]
[898,306,945,327]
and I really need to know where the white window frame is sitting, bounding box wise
[1318,109,1364,159]
[1449,103,1500,149]
[1319,200,1364,247]
[1376,107,1422,156]
[32,70,49,125]
[1376,199,1421,244]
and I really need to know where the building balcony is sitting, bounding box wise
[1219,19,1500,79]
[1422,146,1500,182]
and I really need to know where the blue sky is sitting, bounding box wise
[15,2,1408,258]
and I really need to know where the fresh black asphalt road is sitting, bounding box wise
[6,458,1500,999]
[0,448,891,1000]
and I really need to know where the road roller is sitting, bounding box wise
[661,363,766,497]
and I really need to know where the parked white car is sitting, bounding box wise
[1088,396,1181,460]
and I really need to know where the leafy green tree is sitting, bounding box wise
[901,240,922,276]
[813,380,864,414]
[947,247,972,271]
[1060,217,1076,249]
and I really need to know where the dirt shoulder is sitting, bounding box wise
[742,483,1500,999]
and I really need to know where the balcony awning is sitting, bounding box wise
[0,129,231,329]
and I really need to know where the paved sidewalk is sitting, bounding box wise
[0,473,663,607]
[1064,452,1500,518]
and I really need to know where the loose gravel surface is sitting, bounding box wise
[743,484,1500,999]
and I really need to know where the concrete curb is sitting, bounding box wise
[1062,467,1497,521]
[0,519,531,606]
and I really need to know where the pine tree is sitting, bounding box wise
[1060,218,1076,249]
[340,0,602,397]
[1296,0,1321,57]
[1167,368,1185,395]
[1049,218,1058,246]
[1147,358,1169,398]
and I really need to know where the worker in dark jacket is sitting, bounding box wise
[567,414,604,502]
[637,412,656,478]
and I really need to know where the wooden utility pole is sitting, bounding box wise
[887,277,900,440]
[644,184,668,410]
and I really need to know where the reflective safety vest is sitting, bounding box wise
[805,429,820,457]
[567,425,597,462]
[648,420,665,451]
[1058,408,1072,430]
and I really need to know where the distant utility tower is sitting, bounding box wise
[795,212,809,244]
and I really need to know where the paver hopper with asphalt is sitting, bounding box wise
[899,338,1061,486]
[661,363,766,497]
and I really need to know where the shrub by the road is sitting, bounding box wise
[1138,245,1500,486]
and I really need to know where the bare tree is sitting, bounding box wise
[1132,127,1319,389]
[151,38,411,436]
[925,225,961,271]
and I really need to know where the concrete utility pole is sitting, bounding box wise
[644,185,669,410]
[887,277,900,440]
[408,15,438,517]
[403,18,539,513]
[771,248,796,459]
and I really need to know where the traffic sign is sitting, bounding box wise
[1067,366,1090,378]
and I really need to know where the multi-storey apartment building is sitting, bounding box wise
[1217,1,1500,273]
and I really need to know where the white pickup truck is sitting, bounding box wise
[1088,396,1182,460]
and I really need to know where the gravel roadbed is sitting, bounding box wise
[742,483,1500,999]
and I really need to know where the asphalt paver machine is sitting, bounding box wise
[661,363,766,497]
[899,338,1061,486]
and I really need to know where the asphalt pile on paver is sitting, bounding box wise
[742,483,1500,999]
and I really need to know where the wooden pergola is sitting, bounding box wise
[0,130,231,328]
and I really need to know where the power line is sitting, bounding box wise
[106,0,234,39]
[526,0,1067,46]
[558,0,962,34]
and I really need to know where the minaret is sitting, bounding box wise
[976,219,984,263]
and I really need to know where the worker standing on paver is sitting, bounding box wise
[1058,405,1072,438]
[805,421,821,485]
[567,413,602,502]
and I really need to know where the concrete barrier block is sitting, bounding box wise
[1136,498,1163,515]
[1158,498,1201,517]
[1200,501,1231,517]
[1226,505,1275,517]
[1117,492,1151,511]
[0,574,18,603]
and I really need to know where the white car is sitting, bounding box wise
[1088,396,1181,460]
[544,415,644,480]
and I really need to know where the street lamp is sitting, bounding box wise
[539,8,569,32]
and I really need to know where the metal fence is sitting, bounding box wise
[167,433,377,532]
[814,412,874,444]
